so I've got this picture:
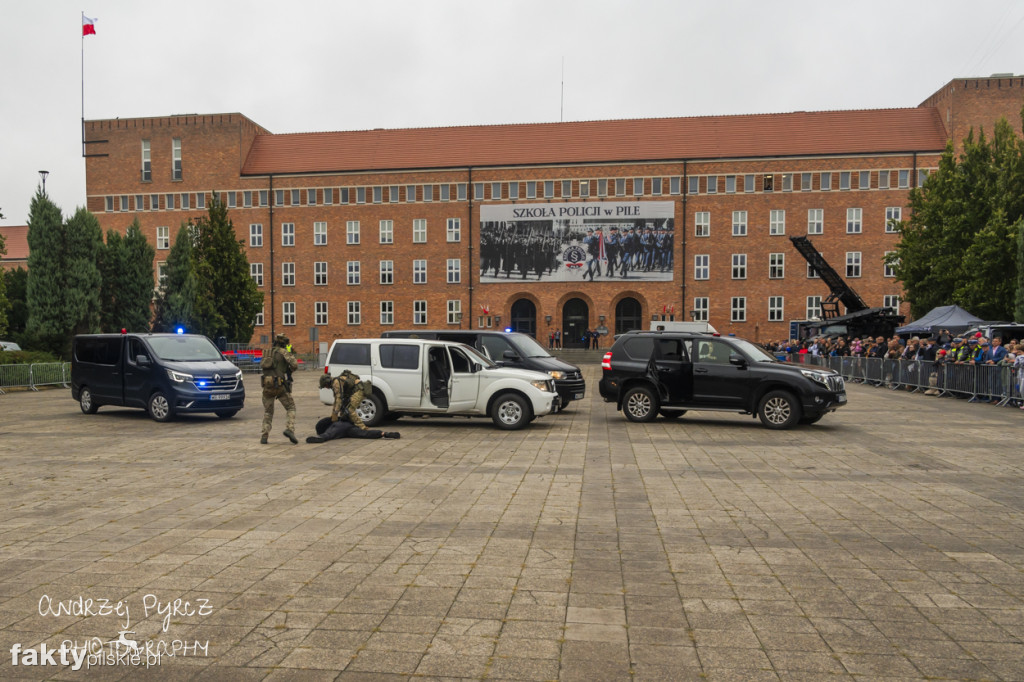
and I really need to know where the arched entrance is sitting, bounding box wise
[510,298,537,338]
[562,298,589,348]
[615,297,643,335]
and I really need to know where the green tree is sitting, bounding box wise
[887,116,1024,319]
[1016,219,1024,322]
[190,195,263,342]
[153,225,199,332]
[26,194,104,356]
[4,267,29,339]
[100,219,156,332]
[0,231,8,337]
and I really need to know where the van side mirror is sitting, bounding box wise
[729,354,746,367]
[502,349,520,362]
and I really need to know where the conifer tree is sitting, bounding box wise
[0,232,8,337]
[100,219,155,332]
[153,225,199,332]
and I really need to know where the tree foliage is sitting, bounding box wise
[153,225,199,332]
[100,219,156,332]
[4,267,29,340]
[887,114,1024,320]
[26,194,104,356]
[0,231,8,337]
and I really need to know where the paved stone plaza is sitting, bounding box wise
[1,365,1023,680]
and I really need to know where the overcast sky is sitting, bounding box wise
[2,0,1022,228]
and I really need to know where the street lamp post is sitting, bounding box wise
[38,170,49,194]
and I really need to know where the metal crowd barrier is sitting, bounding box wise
[0,362,70,394]
[784,354,1023,406]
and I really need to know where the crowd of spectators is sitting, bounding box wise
[762,331,1024,408]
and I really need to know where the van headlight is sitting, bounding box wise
[167,369,193,383]
[800,369,829,387]
[548,370,566,380]
[531,379,553,392]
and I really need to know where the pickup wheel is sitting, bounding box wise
[757,390,801,429]
[623,386,659,422]
[357,393,385,427]
[147,391,175,422]
[491,392,531,430]
[79,387,99,414]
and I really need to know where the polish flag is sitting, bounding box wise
[83,15,97,36]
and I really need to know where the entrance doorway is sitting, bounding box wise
[562,298,589,348]
[510,299,537,338]
[615,297,643,335]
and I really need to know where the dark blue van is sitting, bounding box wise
[71,333,245,421]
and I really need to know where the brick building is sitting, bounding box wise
[83,75,1024,349]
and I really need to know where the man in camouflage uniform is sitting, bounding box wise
[333,368,369,430]
[260,333,298,444]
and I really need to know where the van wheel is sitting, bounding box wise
[757,390,800,429]
[623,386,658,422]
[491,393,531,430]
[216,410,238,419]
[660,409,686,420]
[147,391,175,422]
[358,393,385,427]
[79,387,98,414]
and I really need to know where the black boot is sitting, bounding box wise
[383,432,401,439]
[284,429,298,444]
[306,435,326,443]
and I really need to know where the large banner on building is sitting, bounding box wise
[479,201,675,283]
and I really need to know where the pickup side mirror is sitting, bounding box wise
[136,354,151,366]
[729,354,747,367]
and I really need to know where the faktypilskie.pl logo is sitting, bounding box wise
[8,593,213,671]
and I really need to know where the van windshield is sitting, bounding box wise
[147,335,223,362]
[509,333,551,358]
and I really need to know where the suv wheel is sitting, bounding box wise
[757,390,800,429]
[358,393,385,427]
[623,386,659,422]
[491,392,530,430]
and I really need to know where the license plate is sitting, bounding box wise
[211,393,230,401]
[574,392,584,400]
[837,394,847,403]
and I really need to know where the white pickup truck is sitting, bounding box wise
[319,338,560,430]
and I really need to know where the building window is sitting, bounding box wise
[859,171,871,190]
[633,177,644,196]
[768,296,784,322]
[692,297,709,322]
[651,177,662,195]
[259,190,268,207]
[807,296,822,319]
[615,178,626,196]
[414,300,427,325]
[105,196,113,212]
[274,189,284,207]
[694,254,709,280]
[447,300,461,325]
[281,222,295,246]
[731,254,747,280]
[346,220,360,245]
[149,194,159,210]
[490,182,502,200]
[732,210,747,236]
[447,218,461,242]
[282,302,295,326]
[846,251,862,278]
[314,221,327,245]
[141,140,151,182]
[668,177,680,195]
[544,180,554,198]
[347,261,360,285]
[807,262,820,279]
[380,300,394,325]
[846,208,862,234]
[782,173,793,192]
[314,261,328,286]
[474,183,484,200]
[156,226,170,250]
[155,261,167,290]
[725,175,736,194]
[282,262,295,286]
[883,295,900,313]
[557,179,569,198]
[878,171,890,189]
[379,260,394,285]
[324,188,334,204]
[356,187,366,204]
[379,220,394,244]
[695,212,710,237]
[706,176,717,194]
[314,301,328,326]
[769,253,785,279]
[348,301,361,325]
[196,192,205,209]
[687,176,699,195]
[413,259,427,284]
[731,297,746,322]
[390,185,400,203]
[598,179,608,197]
[820,172,832,191]
[180,193,190,210]
[884,252,897,278]
[308,188,317,206]
[743,175,754,193]
[243,191,252,208]
[405,185,415,202]
[290,189,300,205]
[250,263,263,286]
[885,207,901,232]
[254,306,264,327]
[440,184,451,202]
[898,169,910,188]
[807,209,823,235]
[413,219,427,243]
[171,138,182,180]
[249,224,263,247]
[339,188,350,204]
[509,182,521,200]
[769,209,785,235]
[763,175,774,192]
[579,180,591,197]
[918,169,929,186]
[119,196,129,211]
[226,192,236,208]
[447,259,461,284]
[840,172,851,190]
[801,173,812,191]
[527,181,537,199]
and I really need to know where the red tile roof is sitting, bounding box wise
[241,107,948,176]
[0,225,28,262]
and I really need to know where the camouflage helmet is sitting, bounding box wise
[318,374,334,389]
[274,333,290,347]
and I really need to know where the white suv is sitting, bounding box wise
[320,338,560,430]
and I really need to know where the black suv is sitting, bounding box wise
[599,332,846,429]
